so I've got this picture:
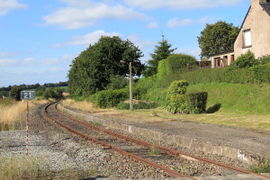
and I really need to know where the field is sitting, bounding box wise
[0,98,27,131]
[0,98,47,131]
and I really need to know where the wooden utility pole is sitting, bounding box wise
[129,62,133,110]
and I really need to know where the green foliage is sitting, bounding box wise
[166,81,208,114]
[166,94,190,114]
[117,101,158,110]
[0,91,8,97]
[68,36,144,96]
[167,80,189,95]
[198,21,239,58]
[143,35,175,77]
[187,92,208,113]
[0,98,16,106]
[157,54,197,79]
[9,86,21,100]
[249,160,270,173]
[250,63,270,83]
[91,89,128,108]
[257,55,270,65]
[106,75,128,90]
[43,88,63,99]
[230,51,257,68]
[187,83,270,114]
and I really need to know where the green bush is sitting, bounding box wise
[167,80,189,96]
[117,101,158,110]
[187,92,208,113]
[43,88,63,99]
[257,55,270,65]
[157,54,197,79]
[166,94,190,114]
[231,51,258,68]
[106,75,128,90]
[166,81,208,114]
[250,63,270,83]
[91,89,128,108]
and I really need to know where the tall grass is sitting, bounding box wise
[0,99,27,131]
[61,99,97,112]
[0,156,45,180]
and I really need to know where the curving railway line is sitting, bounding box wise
[42,101,270,179]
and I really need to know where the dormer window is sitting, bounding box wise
[243,29,252,48]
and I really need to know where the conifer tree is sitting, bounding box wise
[144,35,176,77]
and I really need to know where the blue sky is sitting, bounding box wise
[0,0,250,87]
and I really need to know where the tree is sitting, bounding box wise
[9,86,21,100]
[198,21,239,58]
[68,36,144,96]
[143,35,176,77]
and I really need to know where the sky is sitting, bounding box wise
[0,0,250,87]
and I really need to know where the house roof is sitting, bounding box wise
[239,6,251,30]
[240,2,270,30]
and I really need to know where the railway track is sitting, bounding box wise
[42,102,270,179]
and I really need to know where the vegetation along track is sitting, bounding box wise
[42,102,270,179]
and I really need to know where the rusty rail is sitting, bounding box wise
[55,103,270,179]
[43,102,195,179]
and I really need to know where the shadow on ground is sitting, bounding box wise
[81,176,108,180]
[206,104,222,113]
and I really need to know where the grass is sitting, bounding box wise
[0,99,27,131]
[0,156,46,180]
[147,147,161,156]
[61,99,98,113]
[0,155,99,180]
[249,159,270,173]
[187,83,270,114]
[0,99,48,131]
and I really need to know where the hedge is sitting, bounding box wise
[165,80,208,114]
[157,54,197,80]
[90,89,128,108]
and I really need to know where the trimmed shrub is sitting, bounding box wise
[166,94,190,114]
[187,92,208,113]
[167,80,189,96]
[157,54,197,79]
[91,89,128,108]
[231,51,258,68]
[166,80,208,114]
[250,63,270,83]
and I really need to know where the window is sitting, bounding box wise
[243,29,252,48]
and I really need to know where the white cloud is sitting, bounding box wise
[127,35,155,49]
[0,0,27,16]
[43,0,146,29]
[123,0,242,9]
[147,22,158,29]
[0,52,16,57]
[53,30,122,48]
[21,57,34,64]
[167,18,193,28]
[0,59,17,66]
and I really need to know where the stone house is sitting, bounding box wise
[211,0,270,68]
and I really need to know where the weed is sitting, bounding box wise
[249,160,270,173]
[0,156,45,180]
[93,121,102,126]
[147,147,161,156]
